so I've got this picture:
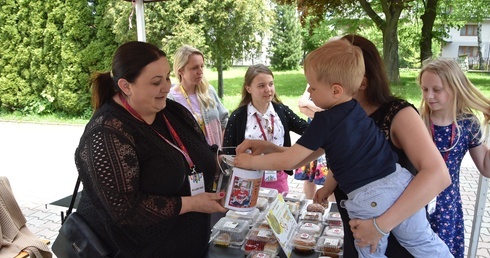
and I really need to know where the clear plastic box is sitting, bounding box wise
[306,203,327,214]
[301,211,324,223]
[245,250,279,258]
[211,217,250,247]
[289,232,317,254]
[315,236,343,257]
[226,208,260,225]
[256,197,269,211]
[285,201,301,221]
[283,191,306,204]
[324,211,342,227]
[253,218,271,230]
[322,225,344,238]
[242,227,280,256]
[296,221,324,237]
[258,187,279,203]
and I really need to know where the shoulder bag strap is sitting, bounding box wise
[61,176,81,224]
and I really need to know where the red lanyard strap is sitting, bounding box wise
[254,113,274,142]
[430,120,456,163]
[118,93,196,172]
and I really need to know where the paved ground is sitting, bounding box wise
[1,121,489,257]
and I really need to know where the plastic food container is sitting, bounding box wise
[315,236,343,257]
[253,216,271,230]
[256,197,269,211]
[242,227,280,255]
[226,208,260,225]
[301,211,324,223]
[322,225,344,238]
[324,211,342,227]
[296,221,324,237]
[306,203,327,214]
[289,232,317,254]
[284,201,300,221]
[258,187,279,203]
[211,217,250,247]
[283,191,306,205]
[245,250,279,258]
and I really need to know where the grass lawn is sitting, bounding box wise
[1,67,489,123]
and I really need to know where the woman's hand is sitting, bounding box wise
[181,192,227,214]
[350,218,385,253]
[236,139,284,155]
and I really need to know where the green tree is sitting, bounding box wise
[202,0,271,97]
[53,0,96,115]
[0,0,45,113]
[269,4,303,70]
[277,0,409,82]
[419,0,438,65]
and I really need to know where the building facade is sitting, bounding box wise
[441,19,490,70]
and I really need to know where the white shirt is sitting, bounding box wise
[245,103,284,147]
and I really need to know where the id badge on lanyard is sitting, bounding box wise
[264,170,278,182]
[189,172,205,196]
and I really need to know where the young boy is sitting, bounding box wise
[233,39,452,257]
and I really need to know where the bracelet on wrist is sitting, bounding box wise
[373,217,389,236]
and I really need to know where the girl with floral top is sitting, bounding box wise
[223,64,309,194]
[418,58,490,258]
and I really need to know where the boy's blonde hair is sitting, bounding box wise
[173,45,215,109]
[304,38,365,96]
[418,58,490,142]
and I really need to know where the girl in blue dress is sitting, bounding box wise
[418,58,490,258]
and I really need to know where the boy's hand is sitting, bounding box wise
[233,153,253,170]
[236,139,279,155]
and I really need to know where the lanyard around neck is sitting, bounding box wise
[254,113,274,142]
[430,119,456,163]
[179,84,206,136]
[118,93,196,172]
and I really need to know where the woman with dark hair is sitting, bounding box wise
[317,34,448,257]
[74,41,226,257]
[223,64,309,194]
[329,34,417,257]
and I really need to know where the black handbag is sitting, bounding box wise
[52,176,114,258]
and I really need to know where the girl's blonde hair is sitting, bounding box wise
[173,45,215,109]
[418,58,490,142]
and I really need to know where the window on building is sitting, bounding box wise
[460,25,478,36]
[458,46,478,57]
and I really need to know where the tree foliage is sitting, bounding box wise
[0,0,270,115]
[0,0,487,117]
[269,4,303,70]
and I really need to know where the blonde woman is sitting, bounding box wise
[168,45,229,148]
[418,58,490,257]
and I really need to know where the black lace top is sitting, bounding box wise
[75,99,218,257]
[370,99,417,175]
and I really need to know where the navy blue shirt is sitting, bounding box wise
[296,99,397,193]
